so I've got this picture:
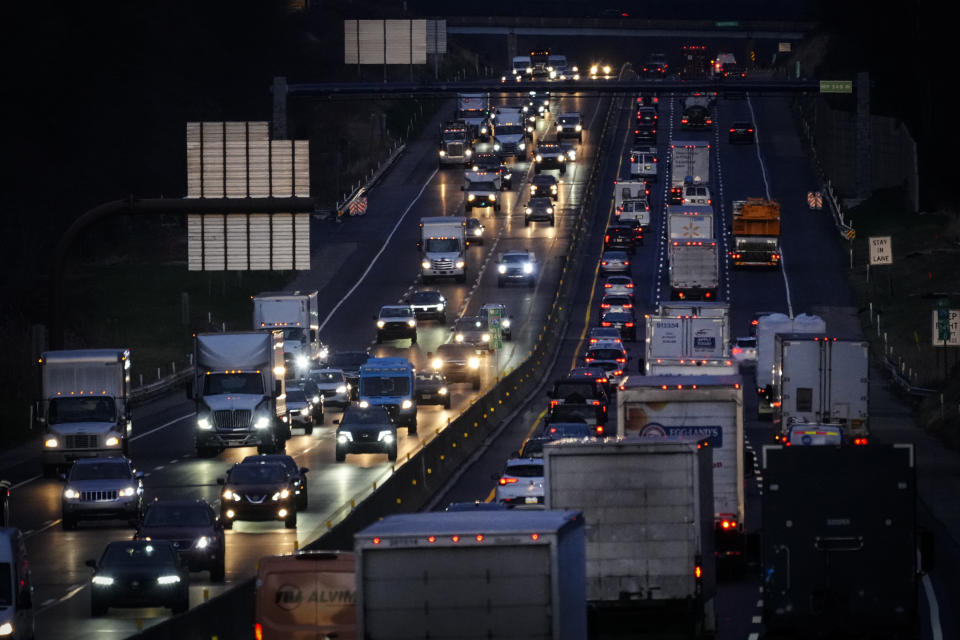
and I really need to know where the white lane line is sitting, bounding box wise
[746,93,793,318]
[41,598,55,607]
[169,459,179,464]
[751,615,762,624]
[756,599,763,607]
[922,573,944,640]
[748,634,760,640]
[318,168,439,333]
[12,475,41,489]
[154,465,165,471]
[38,583,86,613]
[130,413,196,442]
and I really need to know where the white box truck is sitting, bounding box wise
[189,331,288,457]
[644,302,735,375]
[772,335,869,443]
[419,217,467,283]
[252,290,326,377]
[617,375,746,562]
[668,239,718,301]
[354,510,586,640]
[667,205,714,240]
[613,178,650,212]
[456,93,490,137]
[35,349,132,476]
[669,139,710,204]
[756,313,826,417]
[544,439,716,634]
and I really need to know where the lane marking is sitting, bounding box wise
[318,168,439,333]
[748,634,759,640]
[922,573,944,640]
[751,615,762,624]
[130,413,196,442]
[12,475,41,489]
[37,582,87,613]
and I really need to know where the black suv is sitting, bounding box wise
[415,371,451,409]
[135,499,225,582]
[217,461,297,529]
[604,224,637,254]
[241,453,310,510]
[335,405,397,462]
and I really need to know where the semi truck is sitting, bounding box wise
[755,313,826,417]
[681,96,713,130]
[730,198,781,268]
[643,302,735,375]
[35,349,132,476]
[544,439,716,635]
[438,121,472,167]
[190,331,288,457]
[681,45,710,78]
[668,238,718,301]
[456,93,489,138]
[762,443,929,637]
[358,357,418,434]
[669,140,710,204]
[252,290,325,377]
[772,335,870,444]
[419,217,467,284]
[617,375,746,562]
[354,510,586,639]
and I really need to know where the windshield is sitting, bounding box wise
[559,117,579,125]
[442,131,465,141]
[143,504,212,527]
[409,291,441,303]
[230,464,287,484]
[204,372,263,396]
[553,381,596,398]
[501,254,529,264]
[380,307,413,318]
[309,370,344,384]
[505,463,543,478]
[0,563,11,607]
[455,318,487,331]
[102,542,176,566]
[588,349,624,360]
[70,461,131,481]
[545,423,591,438]
[425,238,461,253]
[496,125,523,135]
[343,407,390,425]
[48,396,116,424]
[360,376,411,397]
[468,182,497,192]
[281,327,306,342]
[286,388,306,402]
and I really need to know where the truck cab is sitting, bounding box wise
[490,114,527,159]
[36,349,132,476]
[438,121,472,167]
[463,171,502,211]
[252,290,325,377]
[456,93,490,139]
[419,216,467,284]
[358,357,417,434]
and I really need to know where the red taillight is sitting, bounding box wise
[624,261,630,265]
[625,322,635,327]
[616,358,626,363]
[605,235,610,243]
[784,441,791,446]
[550,400,558,407]
[748,128,754,132]
[592,400,600,406]
[626,283,634,288]
[729,128,735,133]
[751,319,759,326]
[601,321,612,327]
[428,535,437,543]
[705,292,712,298]
[596,425,605,435]
[499,477,519,485]
[695,565,702,579]
[254,623,263,640]
[732,348,742,355]
[604,283,612,288]
[373,537,381,544]
[601,261,608,266]
[854,437,868,445]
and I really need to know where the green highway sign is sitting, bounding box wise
[820,80,853,94]
[487,307,502,350]
[715,21,739,27]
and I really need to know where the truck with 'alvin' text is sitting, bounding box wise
[762,443,930,638]
[354,510,586,640]
[35,349,133,476]
[544,439,716,636]
[669,139,710,204]
[252,290,325,377]
[419,216,467,284]
[772,334,870,444]
[189,331,288,457]
[617,374,746,563]
[643,302,735,375]
[730,198,781,268]
[755,313,826,417]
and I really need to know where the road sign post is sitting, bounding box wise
[867,235,892,283]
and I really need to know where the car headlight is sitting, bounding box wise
[467,194,476,201]
[377,320,385,328]
[64,487,80,500]
[335,385,347,394]
[300,407,310,416]
[44,437,59,448]
[272,489,290,501]
[157,575,181,585]
[523,263,534,274]
[319,347,328,360]
[535,155,542,162]
[337,431,353,443]
[556,124,563,132]
[439,149,446,157]
[575,124,582,131]
[468,357,480,369]
[590,65,598,74]
[527,125,534,132]
[104,435,120,447]
[401,399,413,410]
[488,193,496,201]
[455,260,465,269]
[549,70,557,79]
[432,358,443,370]
[481,334,490,342]
[502,318,511,328]
[480,126,487,134]
[92,575,115,586]
[603,65,611,74]
[526,67,533,74]
[195,536,210,550]
[559,155,566,162]
[455,334,464,342]
[254,416,270,430]
[474,228,482,236]
[493,144,500,151]
[465,149,472,157]
[118,486,137,497]
[546,207,553,214]
[378,430,395,443]
[359,400,369,408]
[551,185,557,193]
[295,355,309,371]
[422,260,431,270]
[407,319,416,328]
[567,150,577,160]
[438,387,448,395]
[312,395,321,403]
[498,264,507,274]
[223,489,241,501]
[525,207,532,214]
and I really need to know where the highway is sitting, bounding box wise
[0,90,613,637]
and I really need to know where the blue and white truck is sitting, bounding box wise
[358,357,418,435]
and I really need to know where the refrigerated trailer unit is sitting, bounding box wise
[644,302,734,375]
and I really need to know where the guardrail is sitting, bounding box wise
[127,85,625,640]
[129,369,192,407]
[334,140,406,220]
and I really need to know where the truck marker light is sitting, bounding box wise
[475,535,484,542]
[451,535,460,543]
[854,438,868,445]
[372,537,381,545]
[428,536,436,543]
[694,565,702,579]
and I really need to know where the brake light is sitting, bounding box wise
[596,425,604,435]
[625,322,635,327]
[592,400,600,406]
[605,235,610,243]
[854,437,868,445]
[499,477,519,485]
[550,400,558,407]
[729,128,735,133]
[695,565,702,579]
[254,623,263,640]
[604,283,612,288]
[601,322,612,327]
[626,283,633,288]
[616,358,626,363]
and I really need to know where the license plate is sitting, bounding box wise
[421,393,434,400]
[524,497,539,504]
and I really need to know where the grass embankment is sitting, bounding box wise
[846,188,960,447]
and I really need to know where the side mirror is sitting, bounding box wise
[185,380,194,400]
[216,477,225,485]
[300,467,309,475]
[85,559,97,569]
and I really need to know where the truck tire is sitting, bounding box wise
[284,511,297,529]
[524,218,530,227]
[457,272,467,284]
[171,591,189,614]
[388,445,398,462]
[411,333,417,345]
[549,216,555,227]
[335,448,346,462]
[197,446,218,459]
[408,418,417,435]
[297,487,308,511]
[443,396,451,409]
[304,423,314,436]
[497,278,504,288]
[90,597,108,617]
[375,333,383,344]
[472,377,480,391]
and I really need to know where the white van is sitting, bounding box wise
[0,528,34,639]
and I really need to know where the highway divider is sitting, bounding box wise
[126,86,627,640]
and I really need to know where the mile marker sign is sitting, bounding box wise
[869,236,893,265]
